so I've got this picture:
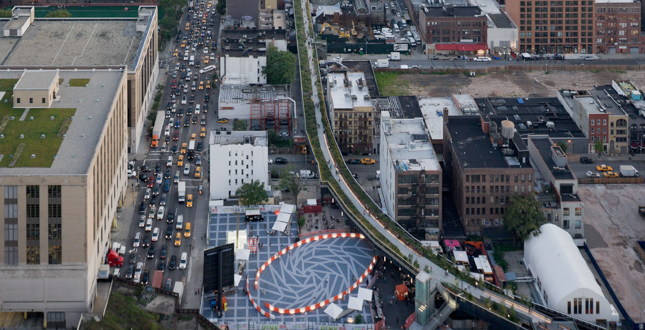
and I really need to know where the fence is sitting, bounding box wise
[582,243,636,330]
[375,64,645,74]
[578,177,645,184]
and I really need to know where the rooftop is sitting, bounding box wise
[446,116,532,169]
[330,61,380,98]
[398,96,422,118]
[531,137,576,181]
[489,13,515,28]
[209,131,268,146]
[476,97,585,138]
[418,97,460,140]
[14,71,58,90]
[0,69,125,173]
[382,113,440,172]
[0,18,151,69]
[226,0,260,23]
[421,6,483,18]
[328,72,372,110]
[220,28,288,56]
[219,84,290,104]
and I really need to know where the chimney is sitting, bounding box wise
[443,107,449,124]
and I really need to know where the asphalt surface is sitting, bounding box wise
[119,3,223,289]
[567,155,645,179]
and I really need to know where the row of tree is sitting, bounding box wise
[236,165,303,207]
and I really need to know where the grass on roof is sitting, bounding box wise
[0,92,76,168]
[68,78,90,87]
[0,79,18,91]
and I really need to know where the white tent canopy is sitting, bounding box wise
[454,250,469,264]
[272,221,288,232]
[234,274,243,286]
[324,303,344,320]
[347,297,363,311]
[279,203,295,215]
[236,248,250,261]
[358,288,373,302]
[276,212,291,224]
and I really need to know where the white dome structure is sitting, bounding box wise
[524,224,619,326]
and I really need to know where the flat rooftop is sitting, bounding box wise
[14,70,57,90]
[599,85,645,125]
[587,89,626,116]
[1,19,147,68]
[333,61,380,98]
[328,72,372,110]
[422,6,482,18]
[489,13,515,28]
[476,97,585,138]
[382,115,440,172]
[220,28,288,56]
[219,84,290,104]
[419,97,459,140]
[446,116,532,169]
[209,131,268,146]
[0,69,125,174]
[531,137,576,181]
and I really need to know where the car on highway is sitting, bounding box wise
[167,211,174,224]
[125,264,134,279]
[178,154,185,166]
[195,166,201,178]
[129,254,136,265]
[174,232,182,246]
[166,225,174,240]
[586,171,601,178]
[156,173,163,185]
[174,120,181,129]
[173,131,179,141]
[142,233,151,247]
[190,133,197,141]
[603,171,619,178]
[596,165,613,172]
[580,157,594,164]
[141,270,150,285]
[145,218,153,232]
[179,252,188,269]
[184,163,191,175]
[346,159,361,164]
[134,262,143,283]
[360,158,376,164]
[144,188,151,199]
[184,222,192,238]
[147,244,156,259]
[187,194,193,208]
[157,206,166,220]
[138,215,146,228]
[200,127,206,137]
[160,194,167,206]
[473,56,492,62]
[139,165,151,173]
[196,155,202,166]
[274,157,288,164]
[160,244,167,259]
[152,227,160,242]
[133,232,141,247]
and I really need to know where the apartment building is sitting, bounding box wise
[593,0,642,54]
[505,0,594,54]
[0,69,129,328]
[0,6,159,153]
[328,72,374,155]
[209,131,270,200]
[558,87,629,153]
[419,5,489,55]
[444,116,534,235]
[527,136,584,240]
[379,112,442,240]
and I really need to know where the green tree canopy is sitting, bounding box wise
[557,141,568,153]
[216,0,226,15]
[45,9,72,18]
[279,165,304,206]
[503,195,546,242]
[0,8,12,18]
[263,44,297,85]
[233,119,247,131]
[594,139,604,154]
[236,180,268,206]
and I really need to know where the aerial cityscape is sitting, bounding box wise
[0,0,643,329]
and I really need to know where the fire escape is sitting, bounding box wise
[250,99,262,129]
[264,99,276,130]
[413,171,426,236]
[277,98,291,134]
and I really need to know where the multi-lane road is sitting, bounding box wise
[120,1,223,289]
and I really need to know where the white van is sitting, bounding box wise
[179,252,188,269]
[393,23,399,33]
[189,55,195,66]
[133,232,141,247]
[183,52,189,61]
[176,214,184,230]
[161,142,167,153]
[167,156,173,167]
[195,104,201,114]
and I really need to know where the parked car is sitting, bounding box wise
[360,158,376,164]
[346,159,361,164]
[274,157,288,164]
[580,157,594,164]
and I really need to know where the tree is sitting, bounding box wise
[45,9,71,18]
[503,195,546,243]
[233,119,247,131]
[0,9,12,18]
[236,180,268,206]
[557,141,568,153]
[279,165,304,206]
[594,139,604,154]
[263,44,297,85]
[216,0,226,15]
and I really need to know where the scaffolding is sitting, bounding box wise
[277,98,291,133]
[250,99,262,129]
[263,100,276,130]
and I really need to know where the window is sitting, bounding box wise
[568,301,572,314]
[27,204,40,218]
[575,207,581,215]
[5,223,17,241]
[48,185,61,198]
[26,185,40,198]
[575,220,582,229]
[563,208,570,215]
[48,223,61,239]
[48,204,62,218]
[5,246,18,266]
[16,98,21,103]
[591,120,594,126]
[27,223,40,240]
[48,246,62,265]
[29,98,33,104]
[563,220,570,229]
[42,98,46,103]
[27,246,40,265]
[596,301,600,314]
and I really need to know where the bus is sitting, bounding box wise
[187,140,195,160]
[245,210,264,222]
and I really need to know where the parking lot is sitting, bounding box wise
[577,184,645,323]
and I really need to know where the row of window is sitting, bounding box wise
[334,120,372,128]
[466,174,532,183]
[334,129,373,136]
[466,218,503,227]
[397,208,440,217]
[569,298,600,315]
[334,112,373,119]
[15,97,47,105]
[398,198,439,206]
[562,207,582,216]
[520,12,592,19]
[466,207,506,215]
[466,184,533,194]
[520,0,594,5]
[397,187,440,195]
[399,174,440,184]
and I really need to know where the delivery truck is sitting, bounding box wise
[619,165,639,177]
[375,59,389,68]
[178,181,186,204]
[300,170,317,179]
[389,52,401,61]
[151,112,165,148]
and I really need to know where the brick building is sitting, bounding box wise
[443,116,534,235]
[505,0,594,54]
[419,5,489,55]
[593,0,643,54]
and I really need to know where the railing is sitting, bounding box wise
[578,177,644,184]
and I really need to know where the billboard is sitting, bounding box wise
[203,243,235,293]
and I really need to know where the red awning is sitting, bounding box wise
[435,43,488,51]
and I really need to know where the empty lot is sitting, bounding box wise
[376,70,645,98]
[577,184,645,323]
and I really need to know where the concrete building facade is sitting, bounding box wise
[379,112,442,239]
[328,72,374,155]
[505,0,594,54]
[208,132,270,200]
[444,116,534,235]
[0,69,129,328]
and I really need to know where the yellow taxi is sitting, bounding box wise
[199,81,204,90]
[185,23,190,31]
[361,158,376,164]
[174,232,182,246]
[596,165,613,172]
[186,194,193,208]
[180,40,186,48]
[177,154,185,167]
[204,57,209,64]
[206,81,211,89]
[200,127,206,137]
[173,48,179,56]
[184,222,192,238]
[190,133,197,141]
[181,143,187,154]
[218,118,229,123]
[195,166,201,179]
[603,171,619,178]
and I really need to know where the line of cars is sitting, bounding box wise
[584,160,640,178]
